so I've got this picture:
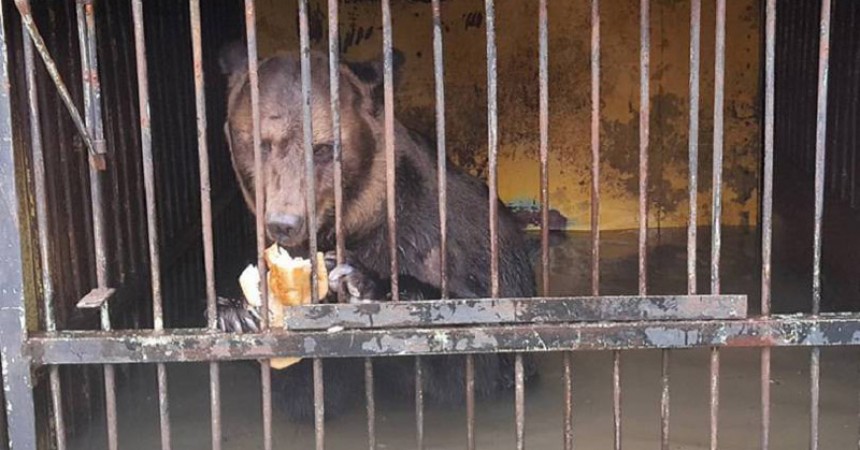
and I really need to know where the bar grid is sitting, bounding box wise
[4,2,860,450]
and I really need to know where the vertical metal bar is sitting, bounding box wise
[78,2,120,448]
[0,5,37,448]
[612,351,621,450]
[761,1,776,449]
[620,2,651,448]
[296,1,325,448]
[811,1,832,449]
[638,0,649,299]
[485,0,501,447]
[188,0,221,447]
[381,0,399,303]
[243,0,272,445]
[485,0,498,299]
[515,354,525,450]
[590,0,600,298]
[659,349,669,450]
[526,0,550,447]
[415,357,424,450]
[430,2,444,447]
[365,359,376,450]
[687,0,700,298]
[581,2,602,448]
[432,0,448,300]
[563,352,573,450]
[325,1,374,447]
[710,1,726,449]
[466,354,475,450]
[538,0,549,301]
[22,19,67,450]
[313,359,324,450]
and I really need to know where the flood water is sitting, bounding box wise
[69,227,860,449]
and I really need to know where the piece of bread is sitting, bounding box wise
[264,245,329,306]
[238,244,329,370]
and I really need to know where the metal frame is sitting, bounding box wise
[1,0,858,449]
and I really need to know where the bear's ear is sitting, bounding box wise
[219,40,249,76]
[343,48,406,90]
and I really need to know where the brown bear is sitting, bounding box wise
[216,41,537,422]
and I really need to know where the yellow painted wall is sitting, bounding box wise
[254,0,761,231]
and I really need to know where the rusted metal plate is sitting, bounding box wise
[75,287,116,309]
[26,313,860,366]
[286,295,747,331]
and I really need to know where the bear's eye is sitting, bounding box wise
[312,143,334,163]
[312,143,333,153]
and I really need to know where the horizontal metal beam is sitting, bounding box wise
[26,313,860,366]
[287,295,747,330]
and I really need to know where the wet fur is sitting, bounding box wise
[219,42,537,422]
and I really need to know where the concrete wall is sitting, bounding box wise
[253,0,761,231]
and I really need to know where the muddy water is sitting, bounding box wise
[69,228,859,449]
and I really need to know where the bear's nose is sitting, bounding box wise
[266,213,305,243]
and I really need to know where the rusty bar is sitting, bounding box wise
[78,0,108,294]
[242,0,271,448]
[589,1,603,447]
[660,349,669,450]
[515,353,525,450]
[0,4,38,447]
[188,0,216,334]
[761,1,776,448]
[365,358,376,450]
[188,0,222,446]
[711,0,725,298]
[156,364,172,450]
[26,314,860,365]
[590,0,600,298]
[563,352,573,450]
[129,0,170,444]
[466,354,475,450]
[23,20,67,450]
[811,1,832,448]
[259,360,272,450]
[709,1,726,449]
[327,0,345,283]
[430,1,444,444]
[313,359,324,450]
[285,295,747,330]
[12,0,104,167]
[415,357,424,450]
[688,0,700,297]
[812,0,831,319]
[297,2,325,447]
[485,0,499,299]
[810,347,820,450]
[538,0,549,297]
[381,0,399,302]
[432,0,447,299]
[79,2,119,448]
[244,0,266,328]
[612,350,621,450]
[298,0,318,305]
[638,0,649,298]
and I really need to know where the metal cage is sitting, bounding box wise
[1,0,859,449]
